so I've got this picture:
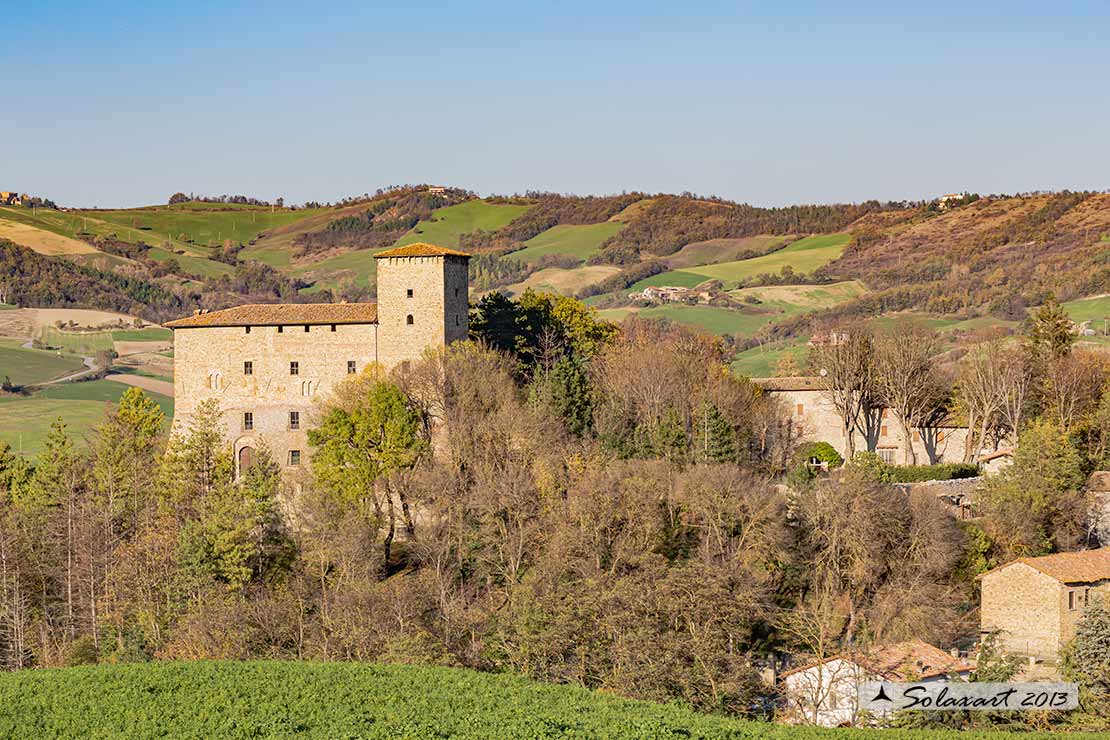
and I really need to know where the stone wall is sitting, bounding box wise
[172,322,380,477]
[772,388,971,464]
[980,563,1063,659]
[376,254,469,368]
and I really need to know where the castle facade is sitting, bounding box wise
[166,243,470,476]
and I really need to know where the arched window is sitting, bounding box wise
[406,315,414,325]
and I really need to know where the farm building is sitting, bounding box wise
[978,548,1110,660]
[779,640,973,727]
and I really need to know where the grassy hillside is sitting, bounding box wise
[686,234,850,285]
[0,380,172,456]
[1064,294,1110,326]
[0,338,84,385]
[666,235,792,269]
[0,660,1093,740]
[599,304,778,335]
[396,200,532,248]
[512,222,624,264]
[290,248,385,293]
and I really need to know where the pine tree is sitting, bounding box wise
[696,400,737,463]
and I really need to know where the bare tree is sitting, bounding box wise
[996,343,1034,447]
[873,326,947,465]
[810,328,878,459]
[1045,348,1106,432]
[956,341,1007,463]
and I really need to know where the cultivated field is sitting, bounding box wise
[39,327,115,355]
[1064,294,1110,328]
[599,304,779,336]
[512,222,624,264]
[291,248,385,293]
[0,339,84,385]
[0,217,100,256]
[666,235,792,269]
[0,660,1091,740]
[504,265,622,297]
[396,200,532,248]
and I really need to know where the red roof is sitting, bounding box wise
[164,302,378,328]
[373,242,470,259]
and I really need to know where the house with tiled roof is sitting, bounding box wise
[979,548,1110,659]
[166,242,470,481]
[751,376,973,465]
[779,640,974,726]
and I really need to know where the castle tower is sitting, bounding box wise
[373,243,471,367]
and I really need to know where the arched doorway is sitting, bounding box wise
[238,445,256,477]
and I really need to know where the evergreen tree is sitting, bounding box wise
[695,400,737,463]
[1026,294,1076,360]
[531,356,593,436]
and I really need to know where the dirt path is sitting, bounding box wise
[105,373,174,397]
[39,356,100,385]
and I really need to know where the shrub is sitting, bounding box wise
[847,452,978,483]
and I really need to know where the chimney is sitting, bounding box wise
[193,309,201,315]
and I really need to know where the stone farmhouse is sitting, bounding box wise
[978,547,1110,660]
[779,640,973,727]
[753,376,972,464]
[165,243,470,479]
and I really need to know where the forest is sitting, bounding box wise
[1,290,1109,730]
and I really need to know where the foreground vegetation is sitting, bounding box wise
[3,661,1102,740]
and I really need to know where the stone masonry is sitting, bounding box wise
[166,243,470,479]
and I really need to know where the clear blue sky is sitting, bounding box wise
[6,1,1109,208]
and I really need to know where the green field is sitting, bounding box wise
[396,200,532,248]
[1063,295,1110,327]
[630,270,711,290]
[0,660,1091,740]
[599,304,780,336]
[81,202,326,251]
[237,242,292,267]
[39,327,115,355]
[684,233,851,286]
[0,381,172,456]
[111,327,173,342]
[512,222,624,264]
[0,339,84,385]
[732,340,811,377]
[292,248,384,293]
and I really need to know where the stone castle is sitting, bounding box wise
[166,243,470,476]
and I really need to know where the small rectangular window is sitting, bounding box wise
[455,288,459,298]
[347,360,356,374]
[289,411,300,430]
[304,325,310,333]
[277,325,283,333]
[406,288,414,298]
[878,448,896,464]
[796,403,804,416]
[290,361,299,375]
[245,326,251,334]
[243,412,253,431]
[1069,591,1076,610]
[288,450,301,466]
[455,316,460,326]
[881,425,889,437]
[330,324,337,332]
[244,361,253,375]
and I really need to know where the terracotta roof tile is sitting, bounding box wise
[780,640,973,681]
[165,302,378,328]
[979,548,1110,584]
[751,376,830,391]
[374,242,470,259]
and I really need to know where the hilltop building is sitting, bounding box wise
[166,243,470,478]
[0,192,22,206]
[979,548,1110,660]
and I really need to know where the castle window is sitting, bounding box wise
[244,361,253,375]
[406,315,414,325]
[277,325,283,333]
[245,326,251,334]
[289,411,300,430]
[304,325,310,333]
[243,412,253,431]
[330,324,336,332]
[290,361,299,375]
[288,450,301,467]
[347,360,356,374]
[455,288,459,298]
[796,403,804,416]
[1069,590,1077,610]
[455,316,460,326]
[878,448,896,464]
[407,288,414,298]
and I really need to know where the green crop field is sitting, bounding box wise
[396,200,532,248]
[0,660,1092,740]
[292,248,384,293]
[39,327,115,355]
[0,339,84,385]
[512,222,624,264]
[685,233,850,286]
[732,339,812,378]
[0,382,172,456]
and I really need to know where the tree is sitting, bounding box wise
[530,355,593,436]
[873,326,948,464]
[956,341,1007,463]
[811,329,878,458]
[1066,596,1110,719]
[1026,295,1076,361]
[309,377,428,562]
[695,399,737,463]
